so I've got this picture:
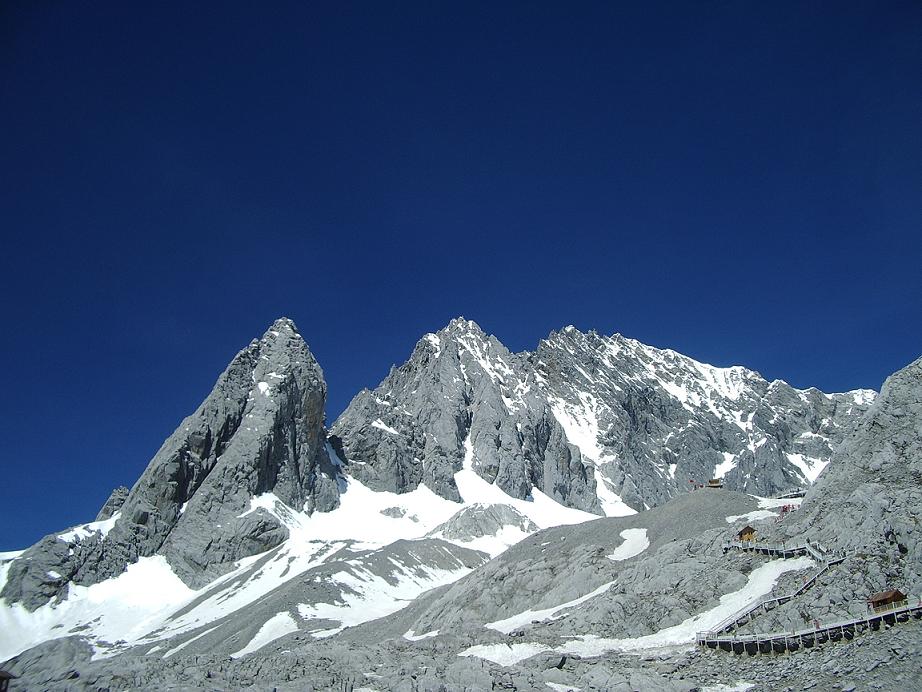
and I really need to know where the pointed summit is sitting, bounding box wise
[1,320,341,609]
[438,316,487,337]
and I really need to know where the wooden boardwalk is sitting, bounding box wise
[721,538,839,562]
[697,601,922,655]
[706,547,844,635]
[701,537,919,654]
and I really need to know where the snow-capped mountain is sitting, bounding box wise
[332,317,874,515]
[4,318,908,692]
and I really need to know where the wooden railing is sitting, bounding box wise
[697,599,922,654]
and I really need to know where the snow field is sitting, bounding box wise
[0,428,631,665]
[754,496,804,509]
[0,555,196,662]
[297,558,476,639]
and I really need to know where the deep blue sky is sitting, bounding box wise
[1,2,920,549]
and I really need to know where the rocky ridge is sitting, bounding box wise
[333,318,874,516]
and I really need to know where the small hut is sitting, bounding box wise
[707,479,723,489]
[867,589,907,613]
[0,670,17,692]
[737,525,756,542]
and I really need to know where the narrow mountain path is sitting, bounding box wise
[702,539,844,637]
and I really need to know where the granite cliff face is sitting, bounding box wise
[2,318,340,609]
[332,318,874,516]
[331,319,602,515]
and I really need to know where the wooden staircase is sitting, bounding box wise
[691,538,913,655]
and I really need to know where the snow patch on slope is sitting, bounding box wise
[725,510,777,524]
[231,611,298,658]
[404,628,440,641]
[785,453,828,483]
[485,580,615,634]
[458,642,551,666]
[713,453,736,480]
[371,419,400,436]
[460,558,814,665]
[607,528,650,561]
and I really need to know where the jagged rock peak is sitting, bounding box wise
[1,317,339,609]
[334,319,877,516]
[440,316,485,334]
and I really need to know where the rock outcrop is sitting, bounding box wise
[797,354,922,584]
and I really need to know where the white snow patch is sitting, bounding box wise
[231,611,298,658]
[57,513,121,543]
[403,628,440,641]
[162,625,220,659]
[424,333,441,357]
[785,453,828,483]
[439,523,535,559]
[725,510,777,524]
[0,550,24,561]
[458,642,550,666]
[607,529,650,562]
[485,581,615,634]
[0,562,12,595]
[546,684,581,692]
[754,496,804,509]
[846,389,876,406]
[713,452,736,480]
[701,684,755,692]
[371,419,400,435]
[553,557,814,657]
[46,570,62,580]
[256,381,271,396]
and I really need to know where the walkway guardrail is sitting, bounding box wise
[697,599,922,654]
